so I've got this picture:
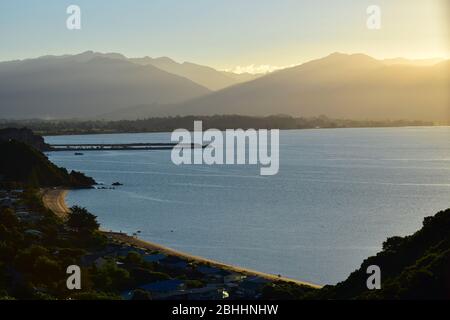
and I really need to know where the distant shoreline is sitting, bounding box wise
[41,188,322,289]
[1,115,440,137]
[40,125,449,137]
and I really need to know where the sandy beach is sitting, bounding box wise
[41,188,70,219]
[41,188,322,289]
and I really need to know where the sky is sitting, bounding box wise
[0,0,448,72]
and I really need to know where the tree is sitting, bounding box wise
[382,236,404,252]
[67,206,100,234]
[0,208,19,229]
[131,289,152,300]
[70,291,121,300]
[124,251,144,265]
[14,245,49,273]
[92,261,131,291]
[32,256,62,284]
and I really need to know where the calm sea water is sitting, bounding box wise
[45,127,450,285]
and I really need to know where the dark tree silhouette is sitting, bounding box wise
[67,206,100,234]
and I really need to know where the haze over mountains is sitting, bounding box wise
[382,57,445,66]
[0,51,448,122]
[129,56,260,90]
[0,51,211,119]
[144,53,448,123]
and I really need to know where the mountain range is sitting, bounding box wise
[129,56,259,90]
[0,51,448,122]
[0,52,210,119]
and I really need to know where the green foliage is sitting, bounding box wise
[131,289,152,300]
[0,140,95,187]
[32,256,63,284]
[129,267,170,284]
[0,241,15,261]
[69,170,97,188]
[185,279,204,289]
[13,245,65,288]
[91,261,131,292]
[22,188,52,214]
[0,208,19,228]
[124,251,144,265]
[69,291,121,300]
[67,206,100,234]
[0,191,110,300]
[315,209,450,300]
[0,128,50,151]
[261,282,316,300]
[382,236,404,252]
[14,245,49,273]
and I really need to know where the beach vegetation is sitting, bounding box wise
[67,206,100,234]
[131,288,152,300]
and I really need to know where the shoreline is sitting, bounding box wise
[40,125,448,137]
[41,188,322,289]
[41,188,69,219]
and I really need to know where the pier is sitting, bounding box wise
[49,143,203,151]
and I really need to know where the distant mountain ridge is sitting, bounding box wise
[0,51,210,119]
[130,56,260,91]
[382,57,445,66]
[114,53,447,123]
[0,52,448,122]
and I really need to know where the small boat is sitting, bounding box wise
[74,152,84,156]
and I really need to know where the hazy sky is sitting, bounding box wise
[0,0,448,71]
